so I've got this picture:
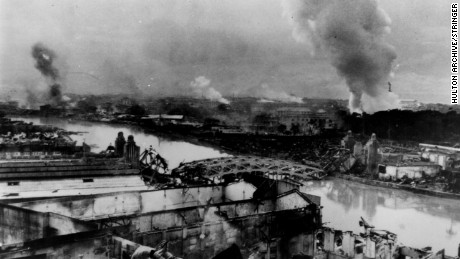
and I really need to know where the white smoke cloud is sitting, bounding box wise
[254,83,303,103]
[190,76,230,104]
[282,0,399,113]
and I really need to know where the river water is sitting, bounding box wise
[12,116,229,168]
[302,180,460,255]
[11,116,460,255]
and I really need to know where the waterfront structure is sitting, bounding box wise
[1,178,455,259]
[0,143,90,160]
[378,161,441,181]
[1,181,323,258]
[0,133,144,202]
[0,159,146,202]
[140,114,185,126]
[420,143,460,170]
[0,118,90,159]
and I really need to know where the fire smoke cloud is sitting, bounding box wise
[31,42,63,105]
[282,0,399,113]
[252,83,303,103]
[190,76,230,104]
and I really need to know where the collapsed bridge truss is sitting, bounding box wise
[171,155,326,183]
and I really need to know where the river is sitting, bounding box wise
[302,179,460,255]
[11,116,460,255]
[12,116,229,168]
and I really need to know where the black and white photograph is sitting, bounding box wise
[0,0,459,258]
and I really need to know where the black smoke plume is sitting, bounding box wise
[31,43,63,105]
[283,0,399,113]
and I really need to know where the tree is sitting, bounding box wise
[291,123,300,135]
[277,124,287,134]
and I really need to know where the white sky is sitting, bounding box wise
[0,0,452,104]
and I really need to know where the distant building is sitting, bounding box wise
[275,107,337,135]
[140,114,184,126]
[400,99,420,110]
[39,104,65,116]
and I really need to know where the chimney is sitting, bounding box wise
[124,135,140,168]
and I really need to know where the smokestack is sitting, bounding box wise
[31,42,63,106]
[283,0,398,113]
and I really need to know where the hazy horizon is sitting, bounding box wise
[0,0,452,110]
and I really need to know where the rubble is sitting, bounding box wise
[0,118,90,159]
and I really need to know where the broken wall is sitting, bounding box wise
[14,183,257,220]
[1,230,113,259]
[0,203,95,246]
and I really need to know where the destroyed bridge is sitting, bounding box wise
[171,155,326,183]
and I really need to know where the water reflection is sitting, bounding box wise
[303,179,460,255]
[9,117,460,255]
[11,116,229,168]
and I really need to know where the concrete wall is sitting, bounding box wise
[224,181,256,201]
[131,208,318,259]
[1,231,110,259]
[380,165,440,180]
[276,192,310,210]
[0,204,45,246]
[14,182,257,220]
[109,191,318,259]
[0,168,138,180]
[1,175,145,193]
[0,160,136,180]
[423,152,449,170]
[317,228,397,259]
[0,204,95,246]
[0,175,149,202]
[12,188,318,258]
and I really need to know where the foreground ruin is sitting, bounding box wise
[1,174,457,258]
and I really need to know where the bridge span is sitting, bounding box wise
[171,155,325,182]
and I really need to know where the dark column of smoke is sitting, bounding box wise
[31,42,63,106]
[283,0,397,113]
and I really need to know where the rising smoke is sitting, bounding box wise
[282,0,399,113]
[190,76,230,104]
[31,43,63,106]
[248,83,303,103]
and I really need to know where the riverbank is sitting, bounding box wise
[6,116,460,255]
[13,116,460,199]
[335,174,460,199]
[149,126,460,199]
